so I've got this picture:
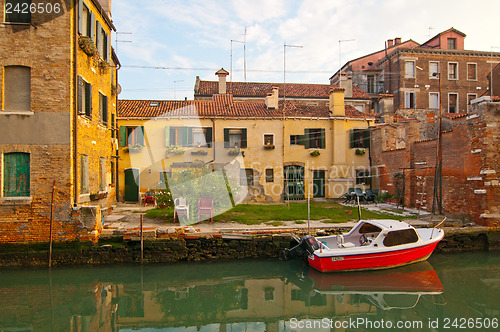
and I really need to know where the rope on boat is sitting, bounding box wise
[430,217,446,239]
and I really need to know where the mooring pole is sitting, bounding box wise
[49,180,55,267]
[140,214,144,265]
[357,195,362,221]
[307,184,310,235]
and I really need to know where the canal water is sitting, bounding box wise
[0,252,498,331]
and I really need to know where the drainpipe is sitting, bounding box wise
[211,118,216,171]
[72,0,79,206]
[115,61,121,202]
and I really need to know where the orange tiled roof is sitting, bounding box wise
[196,81,370,99]
[118,99,377,119]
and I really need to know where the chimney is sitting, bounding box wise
[329,87,345,117]
[394,37,401,45]
[97,0,112,15]
[378,94,394,116]
[339,73,352,98]
[215,68,229,94]
[265,87,279,109]
[387,39,394,47]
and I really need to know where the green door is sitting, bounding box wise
[313,170,325,198]
[284,165,304,200]
[124,169,139,202]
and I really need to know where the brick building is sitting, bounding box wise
[370,97,500,227]
[0,0,119,243]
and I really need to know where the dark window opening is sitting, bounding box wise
[350,129,370,149]
[4,0,31,23]
[265,169,274,183]
[383,229,419,247]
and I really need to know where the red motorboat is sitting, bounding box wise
[284,219,444,273]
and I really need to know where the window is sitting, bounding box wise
[4,0,31,23]
[405,92,416,108]
[264,288,274,301]
[307,129,324,149]
[3,152,30,197]
[100,28,108,61]
[467,63,477,81]
[192,127,212,147]
[447,38,456,50]
[80,154,89,194]
[79,2,91,36]
[366,75,375,93]
[429,92,440,109]
[405,61,415,78]
[99,157,106,191]
[429,61,439,78]
[467,94,477,112]
[119,126,145,147]
[383,229,419,247]
[356,170,371,185]
[77,76,92,117]
[264,134,274,146]
[265,169,274,183]
[224,128,247,148]
[290,135,299,145]
[448,93,458,113]
[350,129,370,148]
[3,66,30,111]
[99,92,108,126]
[448,62,458,80]
[240,169,253,186]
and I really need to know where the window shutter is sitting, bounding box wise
[103,95,108,125]
[96,21,102,52]
[78,0,84,35]
[103,32,109,61]
[90,12,96,43]
[137,126,145,145]
[320,128,326,149]
[164,126,170,146]
[205,127,213,147]
[119,126,127,147]
[224,128,230,148]
[181,127,189,147]
[99,93,103,120]
[241,129,247,148]
[85,83,92,118]
[304,129,310,149]
[77,76,84,114]
[349,130,355,148]
[297,134,306,145]
[363,129,370,149]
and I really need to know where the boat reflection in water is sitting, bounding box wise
[0,253,499,331]
[304,261,444,311]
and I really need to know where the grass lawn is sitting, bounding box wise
[145,201,414,225]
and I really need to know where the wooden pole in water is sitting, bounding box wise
[357,195,362,221]
[140,214,144,265]
[49,180,55,267]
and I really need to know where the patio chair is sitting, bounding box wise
[198,196,213,223]
[354,188,366,204]
[364,189,377,203]
[143,191,156,207]
[339,188,355,203]
[174,197,189,223]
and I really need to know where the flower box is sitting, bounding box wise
[78,36,96,57]
[228,148,241,156]
[264,145,275,150]
[310,150,320,157]
[355,148,366,155]
[191,150,208,155]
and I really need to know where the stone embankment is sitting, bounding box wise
[0,226,498,267]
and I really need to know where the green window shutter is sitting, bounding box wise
[77,76,83,114]
[103,95,108,126]
[205,127,213,147]
[78,0,84,35]
[103,32,108,61]
[164,126,170,146]
[99,93,103,120]
[170,128,176,146]
[349,130,355,148]
[181,127,189,147]
[119,126,127,147]
[137,126,145,145]
[304,129,311,149]
[96,21,102,52]
[320,128,326,149]
[297,134,306,145]
[241,129,247,148]
[363,129,370,149]
[3,153,30,197]
[85,83,92,118]
[224,128,230,148]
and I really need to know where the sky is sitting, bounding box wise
[111,0,500,101]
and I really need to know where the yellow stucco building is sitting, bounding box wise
[117,83,375,205]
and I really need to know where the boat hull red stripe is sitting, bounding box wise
[308,242,440,272]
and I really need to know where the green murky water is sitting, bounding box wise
[0,252,498,331]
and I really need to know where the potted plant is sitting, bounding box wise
[228,148,241,156]
[310,150,320,157]
[155,191,172,209]
[78,36,96,56]
[355,148,366,155]
[166,145,185,156]
[264,140,275,150]
[191,150,208,155]
[129,144,144,153]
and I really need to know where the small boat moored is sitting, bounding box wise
[281,219,444,272]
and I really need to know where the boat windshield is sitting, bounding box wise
[359,223,382,234]
[383,229,419,247]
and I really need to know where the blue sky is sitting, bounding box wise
[111,0,500,101]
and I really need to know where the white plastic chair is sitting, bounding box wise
[174,197,189,223]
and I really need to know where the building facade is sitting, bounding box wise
[118,87,376,208]
[0,0,118,243]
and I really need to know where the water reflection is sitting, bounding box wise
[0,252,498,331]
